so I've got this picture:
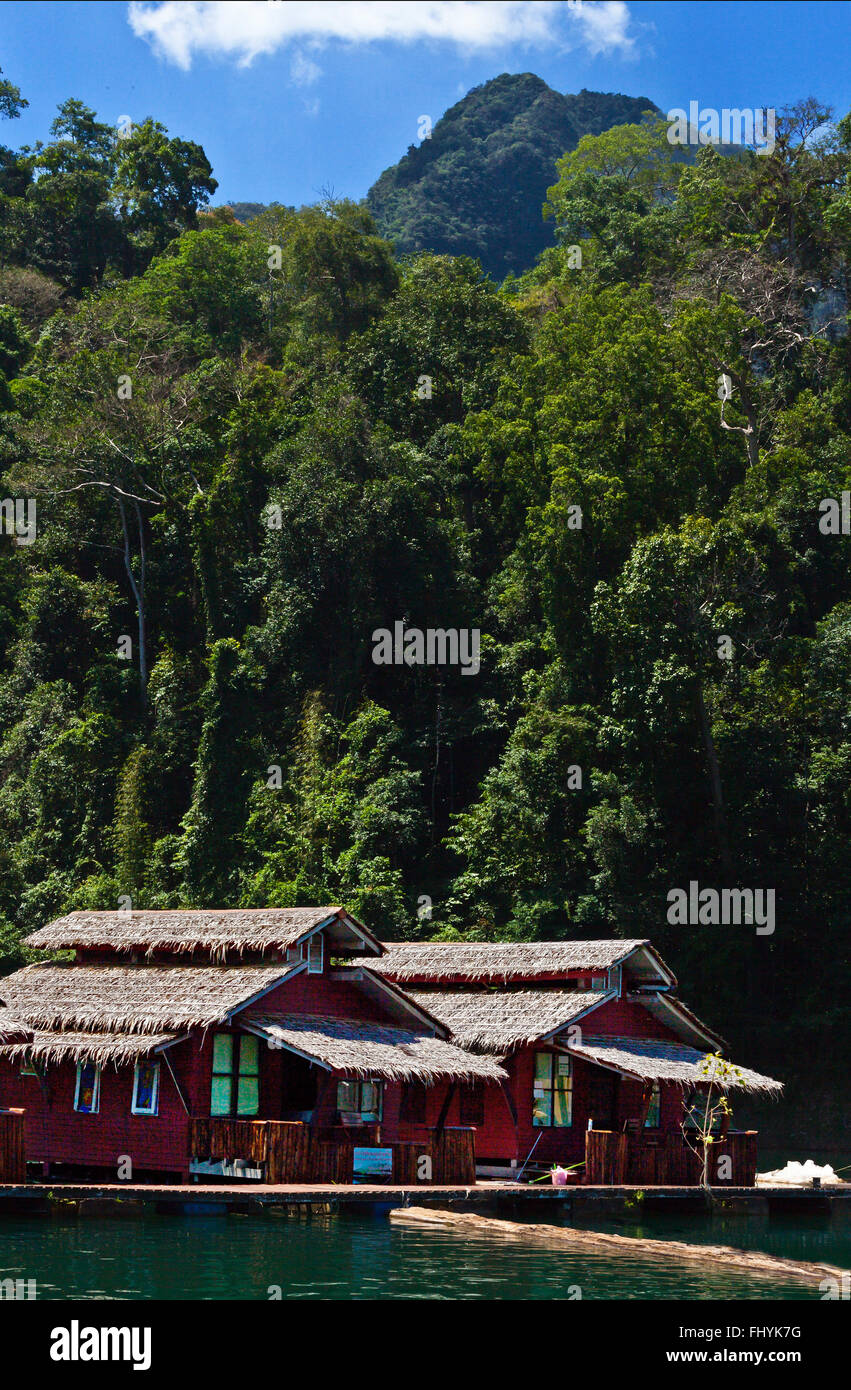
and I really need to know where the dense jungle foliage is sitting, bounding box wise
[1,67,850,1108]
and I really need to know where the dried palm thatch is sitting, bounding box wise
[567,1036,783,1094]
[366,940,655,982]
[634,992,726,1050]
[246,1014,507,1083]
[0,1010,32,1044]
[24,907,379,960]
[404,989,602,1052]
[0,961,292,1034]
[3,1030,180,1066]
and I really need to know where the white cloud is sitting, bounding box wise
[567,0,634,57]
[127,1,636,70]
[290,49,321,87]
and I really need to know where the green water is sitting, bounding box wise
[0,1210,847,1300]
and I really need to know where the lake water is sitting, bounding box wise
[1,1207,847,1300]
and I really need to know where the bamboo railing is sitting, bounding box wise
[585,1128,759,1186]
[189,1118,476,1186]
[0,1109,26,1182]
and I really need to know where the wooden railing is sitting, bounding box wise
[0,1109,26,1182]
[393,1129,476,1185]
[585,1129,759,1187]
[189,1118,476,1186]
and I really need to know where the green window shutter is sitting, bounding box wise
[553,1054,573,1127]
[211,1076,233,1116]
[236,1076,259,1115]
[532,1051,553,1127]
[212,1034,233,1072]
[236,1034,260,1115]
[238,1034,259,1075]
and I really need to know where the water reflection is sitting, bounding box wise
[0,1211,842,1300]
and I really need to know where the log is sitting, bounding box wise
[389,1207,850,1286]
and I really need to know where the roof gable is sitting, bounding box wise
[628,992,726,1050]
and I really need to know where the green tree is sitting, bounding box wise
[177,640,257,902]
[112,118,217,271]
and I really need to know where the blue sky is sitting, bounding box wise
[1,1,850,207]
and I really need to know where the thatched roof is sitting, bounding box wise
[566,1036,782,1094]
[3,1030,180,1066]
[246,1014,507,1084]
[0,961,293,1034]
[0,1010,32,1044]
[366,940,666,983]
[633,992,725,1050]
[405,989,603,1052]
[24,907,381,960]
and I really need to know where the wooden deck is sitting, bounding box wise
[0,1180,847,1215]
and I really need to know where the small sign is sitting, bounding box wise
[353,1146,393,1178]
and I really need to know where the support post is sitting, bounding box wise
[499,1077,518,1126]
[311,1071,336,1127]
[433,1082,457,1140]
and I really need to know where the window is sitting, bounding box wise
[210,1033,260,1117]
[304,933,324,974]
[337,1079,382,1123]
[74,1061,101,1114]
[400,1081,427,1124]
[683,1089,722,1134]
[132,1060,160,1116]
[644,1080,661,1128]
[459,1085,485,1127]
[683,1089,700,1128]
[532,1052,572,1128]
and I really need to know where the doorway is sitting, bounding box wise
[279,1051,319,1121]
[586,1069,618,1130]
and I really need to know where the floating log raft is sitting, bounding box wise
[390,1206,850,1285]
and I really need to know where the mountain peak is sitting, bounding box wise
[366,76,660,277]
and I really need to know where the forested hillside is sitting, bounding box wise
[1,71,850,1134]
[366,74,660,276]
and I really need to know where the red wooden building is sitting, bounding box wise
[364,940,782,1178]
[0,911,780,1185]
